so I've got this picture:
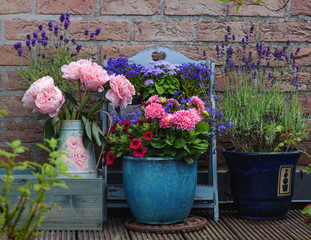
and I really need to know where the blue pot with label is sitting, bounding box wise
[223,150,301,220]
[123,156,197,225]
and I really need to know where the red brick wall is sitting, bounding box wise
[1,0,311,166]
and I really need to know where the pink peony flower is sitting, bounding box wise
[145,103,165,119]
[190,96,205,112]
[66,136,83,149]
[159,113,174,128]
[22,76,55,110]
[80,62,110,92]
[173,110,196,131]
[61,59,93,82]
[106,74,135,108]
[188,108,202,124]
[76,59,93,66]
[34,85,65,117]
[133,144,147,158]
[70,148,90,171]
[146,95,160,105]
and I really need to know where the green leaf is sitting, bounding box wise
[44,118,55,140]
[64,105,71,120]
[184,157,195,165]
[151,140,166,149]
[87,100,106,119]
[37,113,48,120]
[82,116,92,140]
[37,144,51,153]
[80,95,91,110]
[154,82,165,95]
[65,92,78,107]
[2,175,14,182]
[71,107,77,120]
[196,121,209,133]
[52,182,69,189]
[92,122,101,146]
[174,138,186,149]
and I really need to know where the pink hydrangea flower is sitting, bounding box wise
[146,95,160,105]
[188,108,202,124]
[190,96,205,112]
[173,110,196,131]
[159,113,174,128]
[61,59,93,82]
[34,85,65,117]
[106,75,135,108]
[22,76,55,110]
[80,62,110,92]
[145,103,165,119]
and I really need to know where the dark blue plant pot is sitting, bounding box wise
[123,156,197,225]
[223,151,301,220]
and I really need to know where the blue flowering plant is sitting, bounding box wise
[13,12,101,93]
[219,25,308,152]
[104,57,144,96]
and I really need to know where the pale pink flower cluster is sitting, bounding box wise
[159,113,174,128]
[172,110,196,131]
[145,103,165,119]
[106,75,136,108]
[190,96,205,112]
[22,76,65,117]
[62,59,109,92]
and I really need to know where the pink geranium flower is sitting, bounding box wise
[145,103,165,119]
[133,145,147,158]
[22,76,55,110]
[106,75,135,108]
[173,110,196,131]
[34,85,65,117]
[80,62,110,92]
[159,113,174,128]
[190,96,205,112]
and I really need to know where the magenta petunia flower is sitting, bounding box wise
[105,152,115,165]
[143,131,153,140]
[133,144,147,158]
[145,103,165,119]
[173,110,196,131]
[130,138,142,150]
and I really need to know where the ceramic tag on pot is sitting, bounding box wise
[277,165,293,197]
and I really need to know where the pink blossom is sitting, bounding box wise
[188,108,202,124]
[133,145,147,158]
[61,59,93,82]
[159,113,174,128]
[173,110,196,131]
[22,76,55,110]
[70,148,90,171]
[35,85,65,117]
[146,95,160,105]
[66,137,83,149]
[106,75,135,108]
[80,62,110,92]
[145,103,165,119]
[190,96,205,112]
[76,59,93,66]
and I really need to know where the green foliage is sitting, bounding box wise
[0,138,73,240]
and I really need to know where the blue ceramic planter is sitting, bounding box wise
[123,156,197,225]
[223,151,301,220]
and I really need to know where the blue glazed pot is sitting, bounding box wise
[57,120,98,178]
[223,151,301,220]
[123,156,197,225]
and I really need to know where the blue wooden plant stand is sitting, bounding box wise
[102,46,219,222]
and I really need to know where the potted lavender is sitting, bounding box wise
[219,25,308,219]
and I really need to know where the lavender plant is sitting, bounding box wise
[219,25,308,152]
[13,12,101,93]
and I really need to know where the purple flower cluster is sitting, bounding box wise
[142,60,179,78]
[105,57,143,79]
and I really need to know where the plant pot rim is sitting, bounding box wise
[123,156,175,161]
[223,150,302,156]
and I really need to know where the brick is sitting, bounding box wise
[260,22,311,42]
[6,72,29,91]
[36,0,96,14]
[0,97,33,117]
[134,21,193,42]
[5,20,44,40]
[70,21,130,41]
[101,45,148,64]
[165,0,223,16]
[197,22,252,42]
[38,146,50,164]
[294,48,311,67]
[6,121,44,143]
[299,97,311,114]
[292,0,311,15]
[173,46,220,64]
[0,146,33,163]
[228,0,285,17]
[0,45,29,66]
[0,72,1,91]
[101,0,160,15]
[0,0,31,14]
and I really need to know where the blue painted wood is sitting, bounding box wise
[101,46,219,222]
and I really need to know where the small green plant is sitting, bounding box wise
[0,138,73,240]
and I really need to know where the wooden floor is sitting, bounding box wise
[36,209,311,240]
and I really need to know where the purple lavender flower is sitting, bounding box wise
[65,12,70,21]
[33,31,38,39]
[76,44,82,53]
[41,30,46,38]
[90,32,95,38]
[13,42,22,50]
[31,38,37,47]
[144,79,154,87]
[64,20,70,29]
[17,48,23,56]
[84,28,89,36]
[54,25,59,36]
[26,34,31,40]
[95,27,101,36]
[71,38,76,44]
[42,53,45,59]
[38,24,43,31]
[25,39,31,47]
[60,35,63,41]
[59,13,65,22]
[64,38,69,44]
[48,21,53,31]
